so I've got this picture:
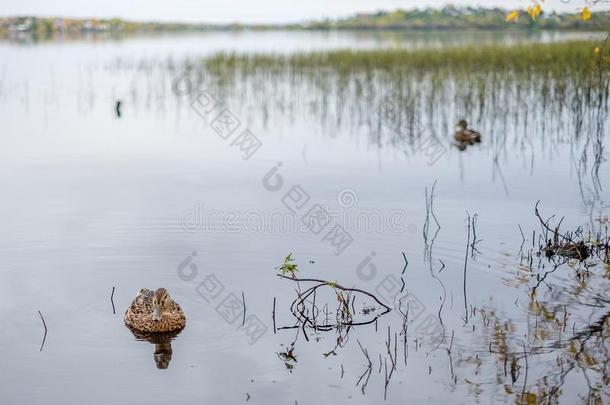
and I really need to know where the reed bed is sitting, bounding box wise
[105,40,608,162]
[203,41,606,80]
[164,41,603,153]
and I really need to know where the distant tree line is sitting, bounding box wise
[1,7,608,40]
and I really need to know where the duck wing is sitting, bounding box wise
[454,130,470,142]
[125,288,154,327]
[468,129,481,142]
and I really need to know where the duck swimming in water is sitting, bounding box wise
[454,119,481,144]
[124,288,186,333]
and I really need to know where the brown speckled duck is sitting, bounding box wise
[454,119,481,144]
[124,288,186,333]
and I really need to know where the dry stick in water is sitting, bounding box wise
[312,289,317,329]
[399,252,408,293]
[278,274,391,324]
[463,214,472,324]
[385,326,396,371]
[111,286,116,314]
[272,297,277,334]
[355,339,373,394]
[470,214,481,256]
[38,310,47,352]
[518,224,526,253]
[400,303,409,366]
[438,258,446,273]
[277,275,390,337]
[446,329,456,382]
[384,359,388,399]
[534,200,570,243]
[383,327,397,400]
[393,333,397,370]
[241,292,246,326]
[522,341,529,398]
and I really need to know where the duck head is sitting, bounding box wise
[152,288,172,321]
[456,119,468,131]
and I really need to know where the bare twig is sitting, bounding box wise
[522,341,529,397]
[463,213,472,324]
[242,291,246,326]
[272,297,277,334]
[38,310,47,352]
[278,274,391,327]
[518,224,526,253]
[355,339,373,394]
[111,286,116,315]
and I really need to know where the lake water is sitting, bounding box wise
[0,30,608,404]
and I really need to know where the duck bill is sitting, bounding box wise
[152,307,162,321]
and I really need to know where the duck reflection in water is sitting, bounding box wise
[127,327,182,369]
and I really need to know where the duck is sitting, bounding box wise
[454,119,481,144]
[124,288,186,333]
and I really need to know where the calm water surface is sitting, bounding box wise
[0,31,608,404]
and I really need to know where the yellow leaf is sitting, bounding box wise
[582,7,591,21]
[595,47,601,54]
[534,3,541,17]
[506,11,519,22]
[520,392,538,405]
[528,3,542,21]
